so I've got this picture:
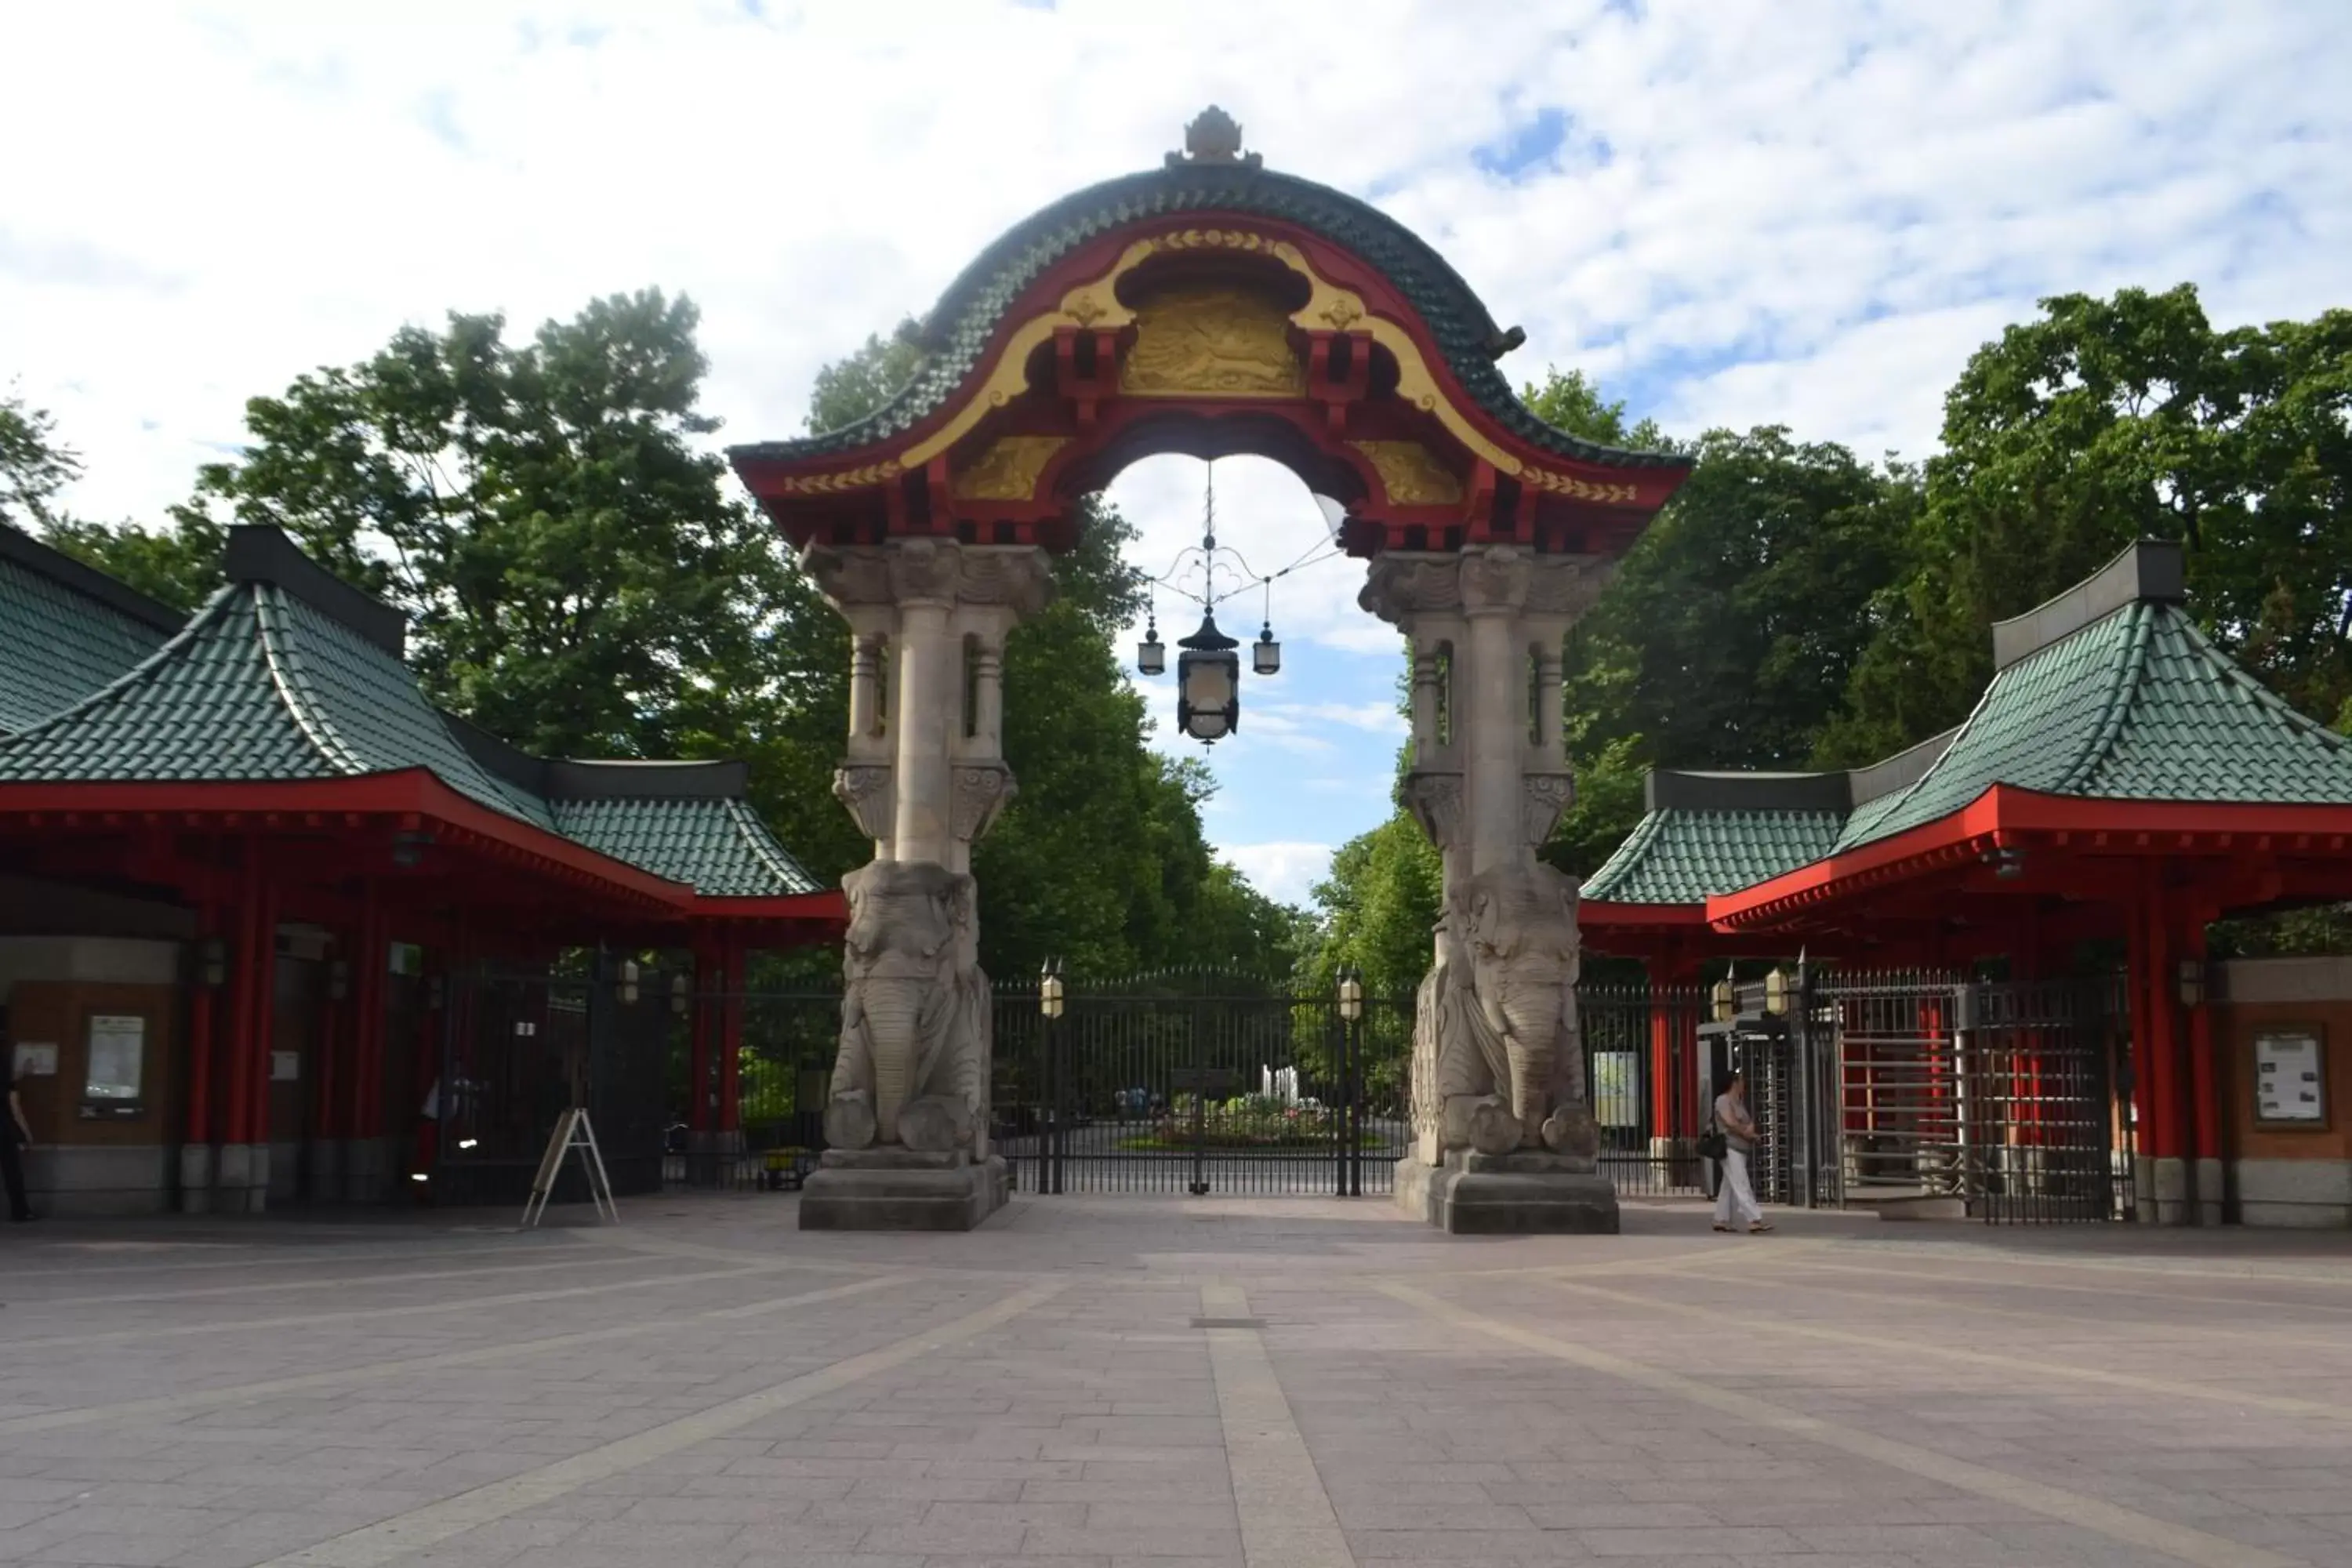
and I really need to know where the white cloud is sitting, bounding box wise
[4,0,2343,896]
[1220,841,1336,909]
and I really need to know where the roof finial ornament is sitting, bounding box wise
[1168,105,1262,170]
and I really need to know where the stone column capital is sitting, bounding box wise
[804,538,1057,620]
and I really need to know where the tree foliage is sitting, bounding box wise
[2,387,82,534]
[1823,284,2352,762]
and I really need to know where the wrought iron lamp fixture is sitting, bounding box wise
[1134,463,1298,747]
[1039,956,1065,1019]
[2176,958,2207,1008]
[1336,965,1364,1022]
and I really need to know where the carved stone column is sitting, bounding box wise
[1361,545,1621,1234]
[798,537,1053,1230]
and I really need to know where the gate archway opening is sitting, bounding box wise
[728,108,1694,1232]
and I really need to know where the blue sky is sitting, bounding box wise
[3,1,2347,906]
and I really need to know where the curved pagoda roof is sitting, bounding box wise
[738,158,1682,475]
[731,108,1690,561]
[1582,539,2352,941]
[0,523,180,736]
[0,527,824,915]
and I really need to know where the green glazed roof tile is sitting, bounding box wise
[0,577,820,901]
[1836,599,2352,853]
[552,796,822,898]
[257,588,555,828]
[730,164,1687,474]
[0,586,329,782]
[1584,807,1847,905]
[0,550,172,735]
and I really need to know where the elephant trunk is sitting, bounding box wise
[856,974,931,1142]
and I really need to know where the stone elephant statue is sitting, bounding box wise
[826,859,990,1155]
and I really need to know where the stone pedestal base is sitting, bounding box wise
[1396,1151,1621,1235]
[798,1149,1008,1232]
[180,1143,216,1214]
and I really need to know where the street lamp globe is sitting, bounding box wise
[1177,615,1241,745]
[1253,620,1281,676]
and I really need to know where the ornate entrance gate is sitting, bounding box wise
[724,108,1694,1230]
[1009,972,1410,1196]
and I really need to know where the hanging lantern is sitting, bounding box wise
[1137,616,1166,677]
[1254,619,1281,676]
[1177,615,1241,745]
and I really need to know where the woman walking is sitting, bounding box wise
[1711,1067,1772,1234]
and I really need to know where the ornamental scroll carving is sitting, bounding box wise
[1522,772,1575,848]
[1401,770,1465,854]
[949,762,1016,844]
[1120,286,1306,399]
[833,764,895,841]
[1457,546,1531,616]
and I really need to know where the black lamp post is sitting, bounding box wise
[1336,965,1364,1196]
[1039,958,1065,1195]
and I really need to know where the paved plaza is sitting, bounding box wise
[0,1196,2349,1568]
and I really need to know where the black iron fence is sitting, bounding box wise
[432,957,673,1209]
[651,967,2129,1222]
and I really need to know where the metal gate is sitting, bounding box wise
[433,956,676,1208]
[1014,971,1408,1196]
[1823,973,2132,1222]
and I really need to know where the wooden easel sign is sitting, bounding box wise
[522,1106,619,1227]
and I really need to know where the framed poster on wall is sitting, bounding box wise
[2252,1029,2326,1127]
[82,1013,147,1118]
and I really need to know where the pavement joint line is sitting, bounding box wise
[0,1236,593,1283]
[252,1278,1069,1568]
[0,1260,810,1351]
[7,1248,662,1310]
[1832,1243,2352,1287]
[1697,1255,2352,1345]
[1374,1279,2301,1568]
[0,1272,914,1436]
[1534,1272,2352,1425]
[1742,1250,2352,1316]
[1201,1281,1356,1568]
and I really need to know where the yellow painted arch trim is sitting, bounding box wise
[898,229,1527,479]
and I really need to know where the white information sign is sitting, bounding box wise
[2254,1030,2325,1125]
[84,1014,146,1102]
[12,1042,58,1078]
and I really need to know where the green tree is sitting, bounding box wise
[2,387,82,532]
[1824,285,2352,761]
[1556,426,1921,803]
[1523,366,1675,452]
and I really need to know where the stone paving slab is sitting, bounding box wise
[0,1194,2347,1566]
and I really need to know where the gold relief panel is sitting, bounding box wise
[1118,286,1307,399]
[950,436,1069,502]
[1350,441,1464,506]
